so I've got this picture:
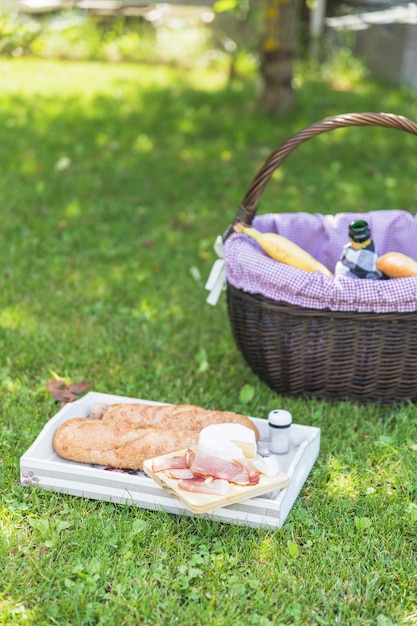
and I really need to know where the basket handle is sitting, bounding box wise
[224,112,417,240]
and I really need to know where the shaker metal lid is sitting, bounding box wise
[268,409,292,427]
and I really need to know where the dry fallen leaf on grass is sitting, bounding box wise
[45,378,94,405]
[67,381,95,395]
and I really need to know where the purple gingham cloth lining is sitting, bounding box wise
[224,210,417,313]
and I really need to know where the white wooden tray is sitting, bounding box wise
[20,392,320,529]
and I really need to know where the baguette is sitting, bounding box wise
[53,403,259,470]
[234,223,333,276]
[99,403,259,436]
[376,252,417,278]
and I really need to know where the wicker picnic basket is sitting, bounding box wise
[223,112,417,404]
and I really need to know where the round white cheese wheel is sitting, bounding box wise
[197,423,257,461]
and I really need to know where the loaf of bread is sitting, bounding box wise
[53,403,259,470]
[377,252,417,278]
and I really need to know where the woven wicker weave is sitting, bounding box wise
[224,112,417,404]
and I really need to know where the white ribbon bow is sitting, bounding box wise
[205,235,226,306]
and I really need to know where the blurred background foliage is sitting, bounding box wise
[0,0,352,71]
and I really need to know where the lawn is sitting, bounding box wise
[1,51,417,625]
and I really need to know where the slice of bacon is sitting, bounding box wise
[163,468,195,480]
[234,458,261,485]
[185,448,195,466]
[188,453,254,485]
[152,453,188,473]
[177,477,231,495]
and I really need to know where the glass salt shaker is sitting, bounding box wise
[268,409,292,455]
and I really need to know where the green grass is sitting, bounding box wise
[1,54,417,625]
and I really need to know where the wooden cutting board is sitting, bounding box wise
[143,450,290,514]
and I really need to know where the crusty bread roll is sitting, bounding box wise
[376,252,417,278]
[53,403,259,470]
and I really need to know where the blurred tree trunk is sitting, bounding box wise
[259,0,300,114]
